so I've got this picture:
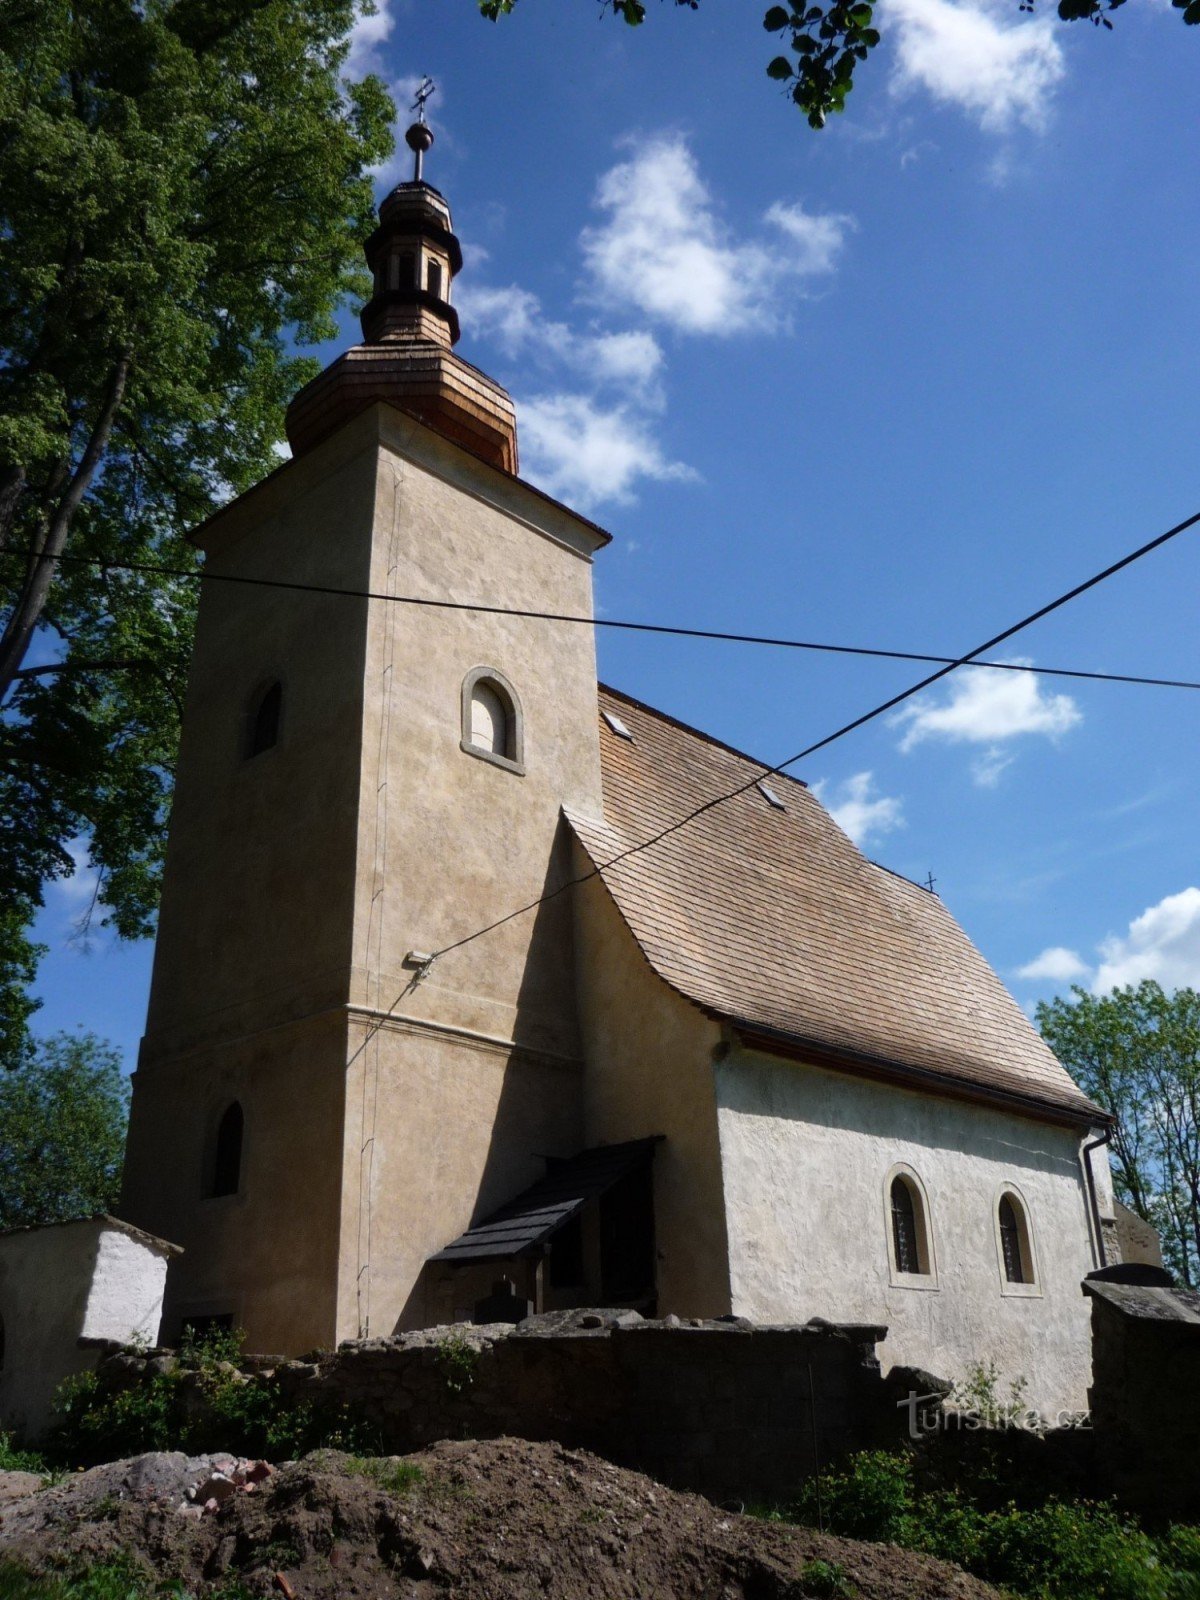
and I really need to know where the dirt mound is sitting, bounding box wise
[0,1437,1001,1600]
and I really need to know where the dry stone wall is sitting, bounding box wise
[98,1309,925,1502]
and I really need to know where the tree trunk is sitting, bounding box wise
[0,352,131,700]
[0,465,27,555]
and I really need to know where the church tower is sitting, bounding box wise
[120,114,608,1352]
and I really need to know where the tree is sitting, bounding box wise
[480,0,1200,129]
[1038,981,1200,1287]
[0,1030,131,1227]
[0,0,395,1055]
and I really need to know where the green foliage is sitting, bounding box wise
[0,1031,128,1227]
[0,1433,49,1475]
[434,1330,479,1396]
[51,1328,379,1466]
[0,0,396,1055]
[952,1360,1034,1428]
[344,1454,426,1494]
[0,1557,254,1600]
[790,1449,1200,1600]
[1038,981,1200,1286]
[479,0,1197,131]
[799,1558,855,1597]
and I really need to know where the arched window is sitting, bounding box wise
[461,667,524,774]
[211,1102,243,1198]
[891,1178,920,1274]
[427,258,443,298]
[245,681,281,759]
[995,1188,1038,1290]
[885,1166,936,1284]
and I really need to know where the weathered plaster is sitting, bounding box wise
[0,1219,172,1441]
[572,863,732,1318]
[715,1045,1105,1413]
[124,405,607,1353]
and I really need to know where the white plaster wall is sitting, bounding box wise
[0,1221,171,1442]
[82,1229,170,1345]
[716,1048,1102,1415]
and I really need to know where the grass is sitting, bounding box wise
[0,1558,257,1600]
[0,1435,48,1476]
[343,1454,426,1494]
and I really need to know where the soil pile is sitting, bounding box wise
[0,1437,1002,1600]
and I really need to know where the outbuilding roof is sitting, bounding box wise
[565,686,1104,1128]
[431,1138,660,1265]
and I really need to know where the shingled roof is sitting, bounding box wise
[565,686,1104,1128]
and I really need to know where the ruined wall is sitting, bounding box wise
[1084,1276,1200,1522]
[97,1310,917,1503]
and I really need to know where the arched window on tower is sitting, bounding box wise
[461,667,524,774]
[210,1102,244,1198]
[427,258,443,298]
[245,681,281,759]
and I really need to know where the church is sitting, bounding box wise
[118,114,1117,1415]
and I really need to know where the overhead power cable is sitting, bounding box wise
[4,545,1200,695]
[423,502,1200,968]
[241,499,1199,1078]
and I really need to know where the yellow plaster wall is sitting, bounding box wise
[127,404,609,1350]
[122,1012,348,1354]
[571,862,733,1317]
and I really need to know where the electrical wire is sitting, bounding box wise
[425,501,1200,966]
[4,544,1200,694]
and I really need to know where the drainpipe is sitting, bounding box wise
[1080,1126,1113,1270]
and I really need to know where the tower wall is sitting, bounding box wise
[123,404,608,1350]
[334,407,604,1339]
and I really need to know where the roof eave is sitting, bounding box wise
[727,1020,1112,1131]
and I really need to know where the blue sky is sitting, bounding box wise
[30,0,1200,1068]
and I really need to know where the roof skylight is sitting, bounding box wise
[602,709,634,741]
[757,780,786,811]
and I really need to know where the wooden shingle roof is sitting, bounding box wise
[565,686,1105,1128]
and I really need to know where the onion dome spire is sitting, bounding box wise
[284,78,518,475]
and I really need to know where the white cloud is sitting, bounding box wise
[1093,888,1200,993]
[813,771,905,848]
[458,285,665,403]
[581,135,851,336]
[518,393,696,510]
[1016,945,1090,984]
[888,0,1065,133]
[891,660,1081,785]
[346,0,400,79]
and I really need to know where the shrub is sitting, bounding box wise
[0,1434,48,1475]
[50,1330,378,1466]
[790,1450,1198,1600]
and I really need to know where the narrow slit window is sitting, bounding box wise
[247,681,281,759]
[427,258,443,298]
[211,1102,243,1198]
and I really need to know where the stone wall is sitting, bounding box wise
[97,1309,925,1503]
[1083,1273,1200,1522]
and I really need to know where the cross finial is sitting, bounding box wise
[411,76,436,123]
[924,871,937,894]
[404,78,437,181]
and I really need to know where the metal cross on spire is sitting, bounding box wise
[411,76,436,122]
[405,77,437,182]
[406,77,438,183]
